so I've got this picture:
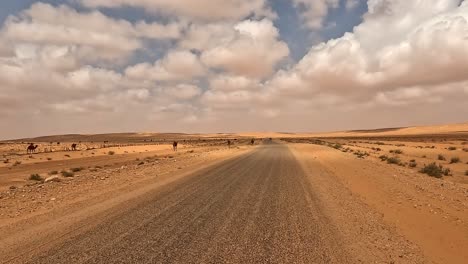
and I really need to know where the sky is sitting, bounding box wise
[0,0,467,139]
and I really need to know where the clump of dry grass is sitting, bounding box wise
[29,174,43,181]
[419,163,451,178]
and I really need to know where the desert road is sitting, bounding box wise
[2,142,466,263]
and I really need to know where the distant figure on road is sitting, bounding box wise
[173,141,178,151]
[251,139,255,145]
[227,140,231,148]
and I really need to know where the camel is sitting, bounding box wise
[251,139,255,145]
[71,143,77,151]
[27,144,38,154]
[173,141,178,151]
[227,140,232,148]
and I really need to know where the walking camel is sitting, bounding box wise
[27,144,38,154]
[173,141,178,151]
[71,143,77,151]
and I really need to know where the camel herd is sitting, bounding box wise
[25,138,259,155]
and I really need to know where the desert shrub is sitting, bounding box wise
[409,161,417,168]
[61,171,74,177]
[438,154,446,161]
[47,157,53,161]
[379,155,388,161]
[48,170,58,175]
[108,151,115,155]
[449,157,460,164]
[422,155,427,158]
[29,174,43,181]
[448,146,457,151]
[419,163,450,178]
[376,142,385,145]
[332,143,342,150]
[138,161,145,166]
[392,149,403,154]
[64,154,71,157]
[70,167,84,172]
[463,148,468,152]
[465,170,468,176]
[13,161,22,166]
[387,157,401,165]
[410,159,416,162]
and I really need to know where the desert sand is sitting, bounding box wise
[0,123,467,263]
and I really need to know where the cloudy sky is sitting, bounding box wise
[0,0,467,139]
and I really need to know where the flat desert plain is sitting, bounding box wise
[0,124,467,263]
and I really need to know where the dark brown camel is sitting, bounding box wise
[173,141,178,151]
[27,144,38,154]
[71,143,77,151]
[251,138,255,145]
[227,140,232,148]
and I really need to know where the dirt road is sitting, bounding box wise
[2,143,457,263]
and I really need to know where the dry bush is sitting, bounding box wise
[387,157,401,165]
[438,154,446,161]
[419,163,451,178]
[29,174,43,181]
[448,146,457,151]
[48,170,58,175]
[450,157,460,164]
[108,151,115,155]
[61,171,74,177]
[70,167,84,172]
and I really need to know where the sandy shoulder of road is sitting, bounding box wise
[289,143,468,264]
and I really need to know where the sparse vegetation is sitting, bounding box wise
[390,149,403,154]
[387,157,401,165]
[13,160,22,166]
[438,154,446,161]
[61,171,75,177]
[379,155,388,161]
[448,146,457,151]
[48,170,58,175]
[138,161,145,166]
[64,154,71,157]
[29,174,43,181]
[409,161,417,168]
[47,157,53,161]
[465,170,468,176]
[70,167,84,172]
[449,157,460,164]
[108,151,115,155]
[419,163,451,178]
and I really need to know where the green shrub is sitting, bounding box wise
[29,174,43,181]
